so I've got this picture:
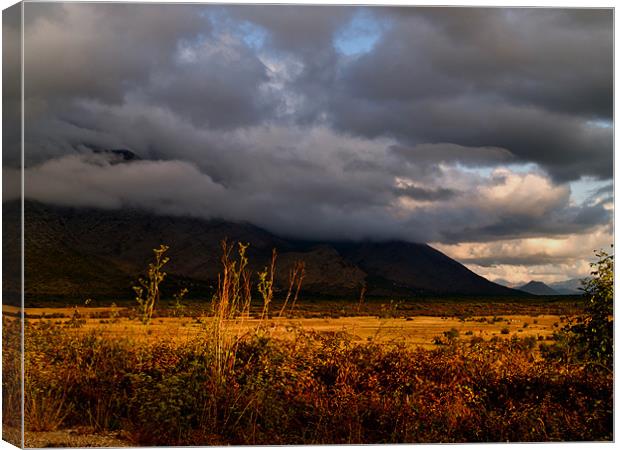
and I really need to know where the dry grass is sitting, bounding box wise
[21,312,562,349]
[8,316,612,445]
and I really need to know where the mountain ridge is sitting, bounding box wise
[548,278,585,295]
[4,200,524,303]
[518,281,558,296]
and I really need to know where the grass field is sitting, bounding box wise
[11,304,567,348]
[2,295,613,446]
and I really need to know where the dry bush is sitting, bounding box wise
[279,260,306,317]
[257,248,277,319]
[206,239,254,382]
[2,316,22,436]
[133,244,170,324]
[20,315,612,445]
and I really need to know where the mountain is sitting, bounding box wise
[4,201,523,303]
[548,278,585,295]
[518,281,559,296]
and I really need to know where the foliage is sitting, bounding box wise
[257,249,277,319]
[571,249,614,367]
[544,249,613,370]
[2,316,22,435]
[207,239,254,381]
[65,306,87,328]
[172,288,189,316]
[17,316,612,444]
[133,244,170,324]
[279,260,306,317]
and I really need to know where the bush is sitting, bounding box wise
[19,320,613,444]
[133,245,170,325]
[444,327,460,341]
[546,249,613,370]
[570,250,613,367]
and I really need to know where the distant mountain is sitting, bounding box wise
[518,281,559,296]
[4,201,524,303]
[548,278,585,295]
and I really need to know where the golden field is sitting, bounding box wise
[10,305,565,349]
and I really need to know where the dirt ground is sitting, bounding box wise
[25,428,131,448]
[3,426,131,448]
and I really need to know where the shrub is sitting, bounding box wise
[545,249,614,371]
[444,328,460,341]
[21,323,613,444]
[569,250,613,367]
[206,240,253,381]
[65,307,86,328]
[133,244,170,325]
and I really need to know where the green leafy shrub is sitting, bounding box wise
[569,250,613,367]
[544,249,613,371]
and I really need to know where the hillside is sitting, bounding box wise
[518,281,559,296]
[548,278,585,295]
[4,201,523,303]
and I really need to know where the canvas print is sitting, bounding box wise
[2,2,614,447]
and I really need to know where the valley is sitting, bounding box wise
[10,304,569,349]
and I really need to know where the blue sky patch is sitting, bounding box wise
[334,9,385,56]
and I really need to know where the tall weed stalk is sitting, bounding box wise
[279,261,306,317]
[207,240,254,381]
[133,244,169,324]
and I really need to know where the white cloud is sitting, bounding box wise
[433,226,612,283]
[477,168,569,217]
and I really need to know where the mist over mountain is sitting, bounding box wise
[4,201,523,304]
[548,278,586,295]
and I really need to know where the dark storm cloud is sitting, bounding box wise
[18,4,613,253]
[137,36,275,129]
[230,5,353,53]
[399,200,612,245]
[393,185,459,202]
[376,8,612,119]
[327,7,613,181]
[2,12,21,168]
[23,5,613,179]
[24,3,208,104]
[13,147,611,247]
[227,5,355,123]
[330,95,612,182]
[23,2,277,158]
[390,143,514,168]
[448,203,612,243]
[454,252,584,267]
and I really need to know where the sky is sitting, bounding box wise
[3,3,614,285]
